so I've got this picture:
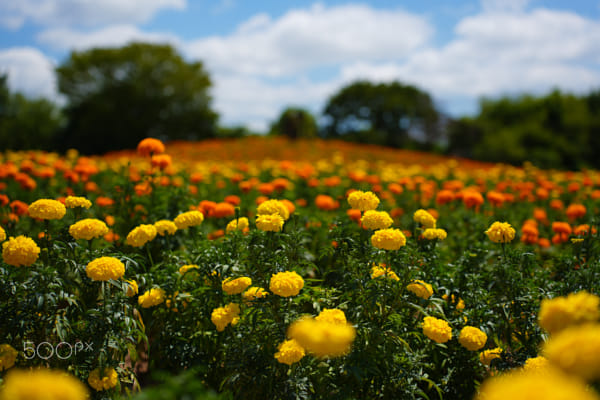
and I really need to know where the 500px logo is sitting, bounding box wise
[23,341,93,360]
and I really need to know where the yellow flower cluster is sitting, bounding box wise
[211,303,240,332]
[406,280,434,299]
[64,196,92,209]
[222,277,252,295]
[458,326,487,351]
[422,316,452,343]
[242,286,268,303]
[523,356,550,371]
[347,190,380,211]
[371,228,406,250]
[226,217,249,233]
[138,288,166,308]
[0,344,17,371]
[269,271,304,297]
[413,209,436,229]
[86,257,125,281]
[475,367,600,400]
[87,367,119,391]
[0,368,88,400]
[2,235,40,267]
[288,316,356,358]
[480,347,502,366]
[179,264,199,275]
[154,220,177,236]
[69,219,109,240]
[257,199,290,220]
[370,264,399,281]
[256,214,284,232]
[125,279,138,297]
[28,199,66,220]
[538,291,600,334]
[126,224,157,247]
[423,228,447,241]
[315,308,347,325]
[174,210,204,229]
[361,210,393,230]
[274,339,305,365]
[543,323,600,381]
[0,226,5,242]
[485,221,516,243]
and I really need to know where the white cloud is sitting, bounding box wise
[0,47,58,100]
[37,25,180,51]
[480,0,531,13]
[185,3,433,77]
[0,0,185,29]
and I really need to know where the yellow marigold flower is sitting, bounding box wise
[485,221,516,243]
[174,210,204,229]
[242,286,269,303]
[413,209,436,229]
[422,316,452,343]
[347,190,380,211]
[211,303,240,332]
[544,323,600,381]
[256,214,284,232]
[523,356,550,372]
[226,217,249,233]
[69,218,109,240]
[179,264,199,275]
[459,326,487,351]
[474,367,600,400]
[0,344,18,371]
[370,264,400,280]
[480,347,502,366]
[257,199,290,220]
[2,235,40,267]
[361,210,393,230]
[269,271,304,297]
[154,220,177,236]
[0,226,5,242]
[125,279,138,297]
[371,228,406,250]
[28,199,66,220]
[138,288,166,308]
[126,224,157,247]
[442,293,465,310]
[538,291,600,335]
[406,280,434,299]
[222,277,252,295]
[64,196,92,209]
[0,368,88,400]
[274,339,305,365]
[288,317,356,358]
[86,257,125,281]
[316,309,347,325]
[87,367,118,391]
[423,228,447,240]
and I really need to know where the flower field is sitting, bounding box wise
[1,136,599,400]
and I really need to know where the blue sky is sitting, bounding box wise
[1,0,599,132]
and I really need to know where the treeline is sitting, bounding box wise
[1,41,599,170]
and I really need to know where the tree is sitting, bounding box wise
[321,81,442,148]
[56,42,218,154]
[269,107,317,139]
[0,74,63,151]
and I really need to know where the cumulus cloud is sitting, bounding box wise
[0,0,185,29]
[37,25,180,51]
[0,47,58,100]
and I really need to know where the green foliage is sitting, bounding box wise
[321,81,442,148]
[269,108,318,139]
[56,42,218,154]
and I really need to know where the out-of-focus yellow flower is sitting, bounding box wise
[523,356,550,372]
[371,228,406,250]
[0,368,88,400]
[222,277,252,295]
[86,257,125,281]
[422,316,452,343]
[274,339,305,365]
[406,280,433,299]
[256,214,284,232]
[125,279,138,297]
[64,196,92,209]
[0,344,18,371]
[126,224,157,247]
[242,286,268,303]
[0,226,6,242]
[179,264,199,275]
[423,228,447,240]
[211,303,240,332]
[538,291,600,334]
[138,288,165,308]
[370,264,399,280]
[28,199,66,220]
[154,220,177,236]
[413,209,436,229]
[257,199,290,220]
[480,347,502,366]
[226,217,249,233]
[347,190,380,211]
[269,271,304,297]
[459,326,487,351]
[360,210,393,230]
[288,317,356,358]
[2,235,40,267]
[544,323,600,381]
[87,367,118,391]
[69,219,109,240]
[485,221,516,243]
[174,210,204,229]
[315,309,347,325]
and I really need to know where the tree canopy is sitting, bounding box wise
[56,42,218,154]
[269,107,318,139]
[321,81,442,148]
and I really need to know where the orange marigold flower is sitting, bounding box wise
[151,154,172,169]
[462,191,484,209]
[224,195,241,206]
[565,204,586,220]
[315,194,339,211]
[435,190,454,205]
[211,202,236,218]
[137,138,165,157]
[550,199,563,210]
[552,222,572,235]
